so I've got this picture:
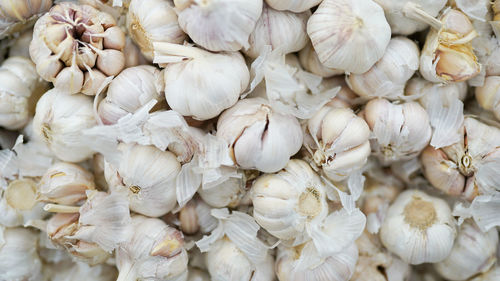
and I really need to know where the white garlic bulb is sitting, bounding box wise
[33,89,97,162]
[243,4,309,59]
[265,0,321,13]
[216,98,302,173]
[307,0,391,74]
[362,98,432,164]
[373,0,447,35]
[419,8,480,83]
[0,178,46,227]
[8,29,33,58]
[0,56,46,130]
[104,143,180,217]
[0,0,52,39]
[380,190,457,265]
[198,170,246,208]
[127,0,185,61]
[298,43,344,78]
[276,241,358,281]
[38,162,96,205]
[116,215,189,281]
[434,220,498,280]
[98,65,164,124]
[154,43,250,121]
[347,37,419,100]
[174,0,262,52]
[30,2,126,94]
[0,227,43,281]
[475,76,500,121]
[307,105,371,181]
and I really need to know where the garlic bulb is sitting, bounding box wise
[116,215,189,281]
[30,2,126,94]
[174,0,262,52]
[471,266,500,281]
[373,0,447,35]
[307,105,371,181]
[419,8,480,83]
[8,29,33,57]
[0,0,52,39]
[154,43,250,121]
[347,37,419,100]
[0,56,46,130]
[33,89,97,162]
[0,227,43,281]
[126,0,185,61]
[198,169,246,208]
[362,98,432,164]
[97,65,164,124]
[0,178,46,227]
[216,98,302,173]
[104,143,180,217]
[475,76,500,121]
[243,4,309,59]
[48,261,117,281]
[265,0,321,13]
[380,190,457,264]
[298,43,344,78]
[276,241,358,281]
[38,162,96,205]
[434,220,498,281]
[307,0,391,74]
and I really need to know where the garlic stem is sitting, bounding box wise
[403,2,443,30]
[153,42,207,60]
[43,203,81,213]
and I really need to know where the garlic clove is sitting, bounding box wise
[82,69,109,96]
[54,65,85,95]
[102,26,126,51]
[96,49,125,76]
[179,200,200,235]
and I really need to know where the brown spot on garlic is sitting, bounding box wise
[403,196,437,231]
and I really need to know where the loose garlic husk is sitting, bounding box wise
[38,162,96,205]
[116,215,189,281]
[419,8,481,83]
[362,98,432,165]
[307,105,371,181]
[373,0,447,35]
[216,98,302,173]
[126,0,185,61]
[243,4,309,59]
[475,76,500,121]
[276,241,358,281]
[265,0,321,13]
[33,89,97,162]
[434,219,498,281]
[307,0,391,74]
[380,189,457,265]
[347,37,419,100]
[154,43,250,121]
[30,2,126,94]
[97,65,164,124]
[0,56,47,130]
[298,42,344,78]
[174,0,262,52]
[104,143,180,217]
[0,178,46,227]
[0,0,52,39]
[0,227,43,281]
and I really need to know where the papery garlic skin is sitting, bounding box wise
[298,43,344,78]
[216,98,302,173]
[38,162,96,205]
[175,0,262,52]
[406,77,468,103]
[265,0,321,13]
[363,98,432,164]
[373,0,447,35]
[0,56,46,130]
[380,190,457,265]
[127,0,185,61]
[475,76,500,121]
[116,215,188,281]
[30,2,126,94]
[434,220,498,281]
[307,0,391,74]
[243,4,309,59]
[0,227,43,281]
[308,106,371,181]
[276,242,358,281]
[0,0,52,39]
[347,37,419,100]
[98,65,164,124]
[32,89,97,162]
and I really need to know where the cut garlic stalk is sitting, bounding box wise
[265,0,321,13]
[0,178,46,227]
[0,0,52,39]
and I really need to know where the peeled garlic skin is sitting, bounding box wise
[434,220,498,281]
[380,190,457,265]
[475,76,500,121]
[0,227,42,281]
[307,0,391,74]
[265,0,321,13]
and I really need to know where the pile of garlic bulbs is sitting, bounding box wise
[2,0,500,280]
